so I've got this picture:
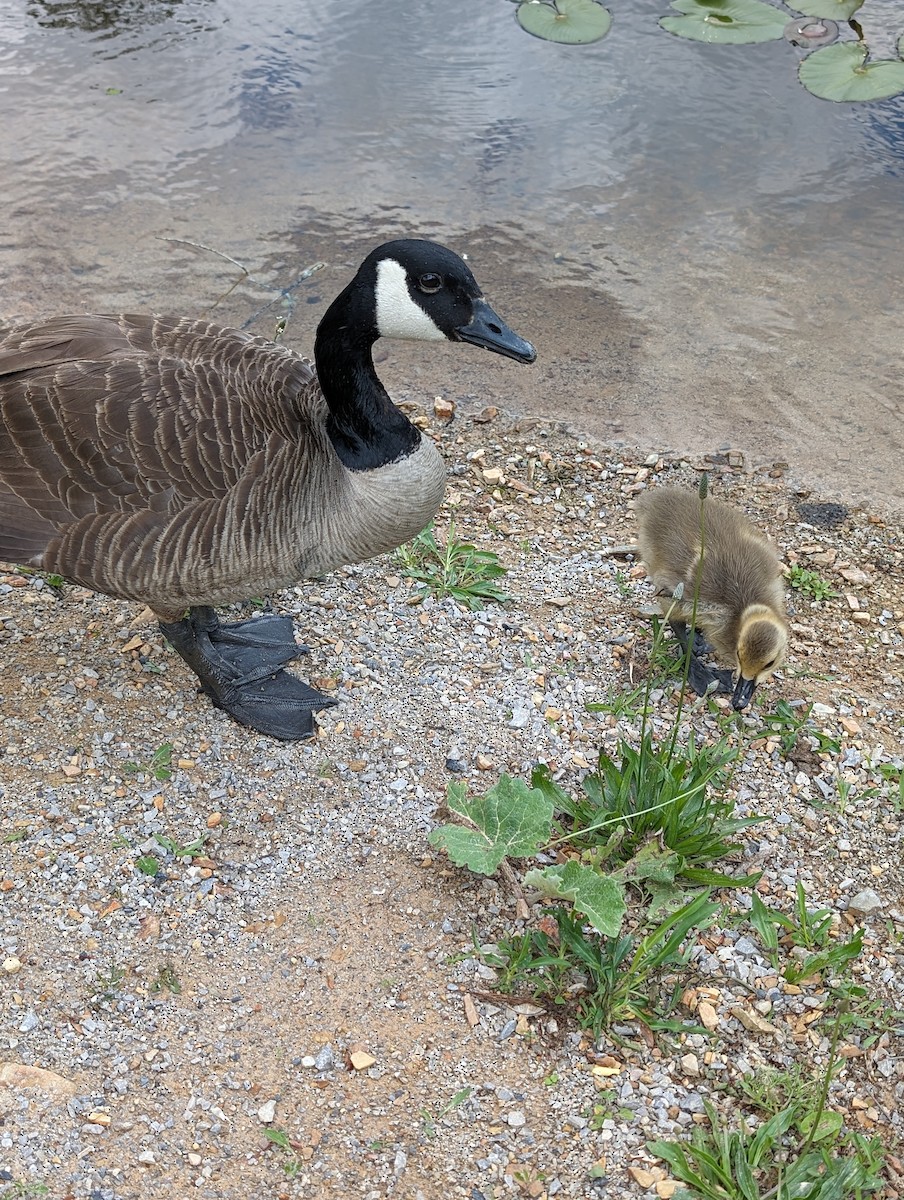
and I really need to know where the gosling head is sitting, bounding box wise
[733,606,788,710]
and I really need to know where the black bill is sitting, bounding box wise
[732,676,757,711]
[455,298,536,364]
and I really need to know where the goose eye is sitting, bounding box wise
[417,273,443,294]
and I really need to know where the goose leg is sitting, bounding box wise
[159,607,337,741]
[669,621,734,698]
[189,605,306,670]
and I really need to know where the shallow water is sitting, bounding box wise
[1,0,902,509]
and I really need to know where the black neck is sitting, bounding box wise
[314,285,420,471]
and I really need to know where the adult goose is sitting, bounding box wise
[0,239,536,739]
[635,487,788,709]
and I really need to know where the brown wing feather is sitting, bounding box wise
[0,314,322,604]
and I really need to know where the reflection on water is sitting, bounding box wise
[858,97,904,175]
[26,0,185,35]
[0,0,901,508]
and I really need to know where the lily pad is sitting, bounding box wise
[660,0,787,43]
[799,41,904,101]
[516,0,612,45]
[783,17,838,47]
[787,0,863,20]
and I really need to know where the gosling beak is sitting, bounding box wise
[732,676,757,711]
[455,298,536,364]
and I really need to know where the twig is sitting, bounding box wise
[498,858,528,918]
[241,261,326,338]
[157,236,270,310]
[157,236,325,332]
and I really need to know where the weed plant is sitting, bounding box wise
[649,1100,883,1199]
[749,884,835,958]
[748,885,864,982]
[396,521,510,609]
[534,733,754,881]
[649,1002,885,1199]
[123,742,174,782]
[490,893,720,1038]
[787,564,838,602]
[0,1184,51,1200]
[264,1128,303,1178]
[757,701,840,756]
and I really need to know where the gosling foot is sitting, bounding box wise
[160,606,336,741]
[685,656,735,699]
[669,621,734,698]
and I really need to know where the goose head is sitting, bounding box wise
[733,605,788,710]
[354,239,536,363]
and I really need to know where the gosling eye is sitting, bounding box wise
[417,272,443,294]
[763,659,776,671]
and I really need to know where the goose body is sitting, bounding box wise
[635,487,788,708]
[0,239,536,738]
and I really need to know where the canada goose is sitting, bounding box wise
[0,239,535,739]
[635,487,788,709]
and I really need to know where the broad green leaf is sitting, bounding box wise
[620,840,682,884]
[522,860,627,935]
[799,42,904,101]
[660,0,787,44]
[797,1108,844,1141]
[644,878,689,917]
[788,0,862,19]
[516,0,612,45]
[428,775,553,874]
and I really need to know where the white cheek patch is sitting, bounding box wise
[375,258,447,341]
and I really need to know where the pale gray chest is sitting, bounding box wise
[301,436,447,575]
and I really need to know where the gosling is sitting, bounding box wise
[635,487,788,709]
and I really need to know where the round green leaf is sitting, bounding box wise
[788,0,863,20]
[660,0,787,44]
[799,41,904,101]
[516,0,612,44]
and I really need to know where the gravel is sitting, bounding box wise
[0,405,902,1198]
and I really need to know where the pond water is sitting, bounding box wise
[1,0,902,510]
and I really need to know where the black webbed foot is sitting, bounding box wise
[189,606,307,671]
[669,620,734,698]
[685,655,729,698]
[160,607,336,741]
[691,628,713,657]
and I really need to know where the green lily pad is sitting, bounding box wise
[516,0,612,45]
[660,0,787,43]
[788,0,863,20]
[799,41,904,101]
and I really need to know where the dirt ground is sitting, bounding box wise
[0,397,902,1200]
